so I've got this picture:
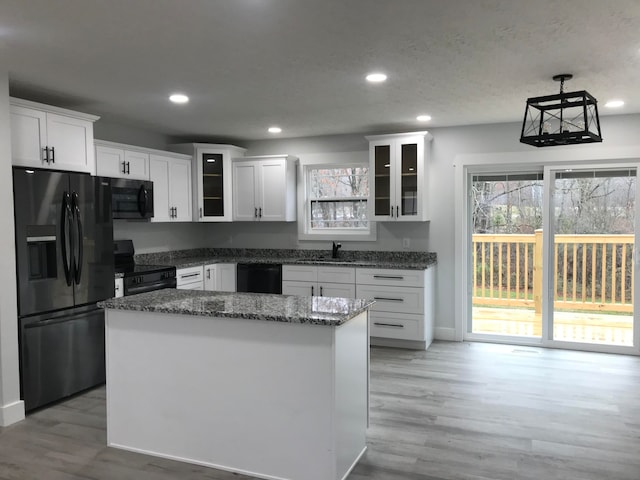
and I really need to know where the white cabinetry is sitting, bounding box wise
[204,263,236,292]
[114,278,124,298]
[10,98,99,174]
[170,143,246,222]
[232,155,297,222]
[176,266,204,290]
[366,131,432,222]
[95,140,150,180]
[356,266,434,349]
[149,153,192,222]
[282,265,356,297]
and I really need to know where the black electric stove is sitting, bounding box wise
[114,240,176,296]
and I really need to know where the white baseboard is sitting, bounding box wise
[0,400,25,426]
[434,327,458,341]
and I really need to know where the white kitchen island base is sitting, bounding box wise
[105,304,369,480]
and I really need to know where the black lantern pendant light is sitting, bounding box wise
[520,74,602,147]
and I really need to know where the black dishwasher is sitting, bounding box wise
[236,264,282,294]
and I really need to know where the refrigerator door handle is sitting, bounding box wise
[138,185,148,217]
[71,192,84,285]
[60,192,73,286]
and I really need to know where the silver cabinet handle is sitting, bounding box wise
[373,322,404,328]
[320,286,323,296]
[373,297,404,302]
[390,206,393,217]
[396,206,399,217]
[373,275,404,280]
[255,207,258,218]
[199,207,203,218]
[259,207,262,218]
[311,285,314,296]
[180,273,200,279]
[206,268,211,279]
[51,146,55,163]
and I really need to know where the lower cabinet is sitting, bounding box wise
[204,263,237,292]
[356,266,434,349]
[176,266,204,290]
[282,265,356,297]
[114,278,124,298]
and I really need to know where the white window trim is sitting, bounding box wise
[298,158,376,241]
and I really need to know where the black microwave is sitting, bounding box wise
[111,178,154,219]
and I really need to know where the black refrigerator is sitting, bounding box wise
[13,168,114,411]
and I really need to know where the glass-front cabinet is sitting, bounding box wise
[170,143,247,222]
[367,132,431,222]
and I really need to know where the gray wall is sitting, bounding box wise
[0,60,24,425]
[107,113,640,339]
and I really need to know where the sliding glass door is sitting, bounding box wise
[469,172,544,340]
[467,164,639,353]
[548,167,637,348]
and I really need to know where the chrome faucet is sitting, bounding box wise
[332,241,342,259]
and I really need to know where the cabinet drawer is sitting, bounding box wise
[176,266,204,287]
[356,285,423,314]
[356,268,424,287]
[283,265,317,282]
[369,312,422,341]
[317,266,355,284]
[176,281,204,291]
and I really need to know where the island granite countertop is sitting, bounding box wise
[99,289,375,326]
[135,248,437,271]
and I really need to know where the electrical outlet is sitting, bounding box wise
[402,238,410,249]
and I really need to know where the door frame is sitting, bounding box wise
[454,146,640,355]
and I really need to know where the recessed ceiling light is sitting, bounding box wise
[169,93,189,104]
[366,72,387,83]
[268,126,282,134]
[416,115,432,122]
[605,99,624,108]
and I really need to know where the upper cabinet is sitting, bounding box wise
[10,98,99,175]
[149,153,192,223]
[170,143,247,222]
[232,155,297,222]
[95,140,150,180]
[366,131,432,222]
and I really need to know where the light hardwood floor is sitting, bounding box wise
[1,341,640,480]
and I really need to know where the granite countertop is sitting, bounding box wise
[136,248,437,271]
[99,289,375,326]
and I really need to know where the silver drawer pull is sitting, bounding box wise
[27,236,56,242]
[373,322,404,328]
[373,297,404,302]
[373,275,404,280]
[180,273,200,279]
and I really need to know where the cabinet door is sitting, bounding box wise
[124,151,150,180]
[396,136,422,220]
[258,159,287,221]
[197,151,228,221]
[149,155,171,222]
[169,158,192,221]
[46,113,94,174]
[233,162,258,221]
[282,280,316,296]
[318,283,356,298]
[10,105,47,168]
[96,145,127,177]
[204,265,217,291]
[370,140,394,221]
[217,263,236,292]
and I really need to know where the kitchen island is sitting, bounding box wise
[99,290,373,480]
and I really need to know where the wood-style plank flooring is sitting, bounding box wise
[1,341,640,480]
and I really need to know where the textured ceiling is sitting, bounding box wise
[1,0,639,142]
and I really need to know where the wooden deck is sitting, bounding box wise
[472,306,634,346]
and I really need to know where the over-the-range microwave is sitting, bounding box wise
[111,178,154,220]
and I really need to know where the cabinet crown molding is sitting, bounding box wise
[365,131,432,142]
[10,97,100,122]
